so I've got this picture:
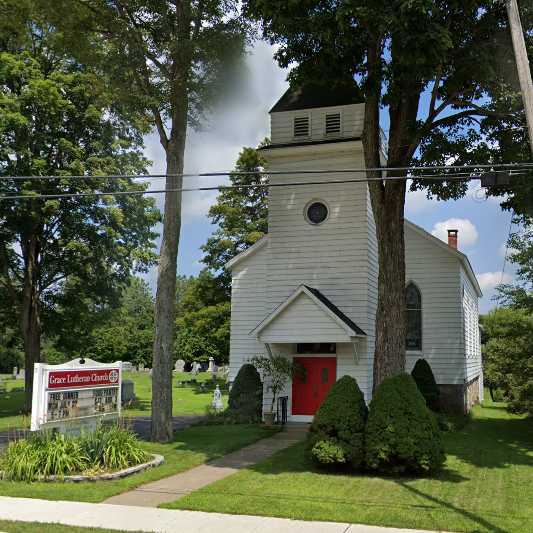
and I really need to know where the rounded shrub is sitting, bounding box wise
[411,358,440,411]
[306,375,368,469]
[227,363,262,422]
[365,373,445,475]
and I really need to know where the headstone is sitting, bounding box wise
[174,359,185,372]
[138,362,145,372]
[211,385,223,411]
[121,361,133,372]
[121,379,135,404]
[207,357,215,373]
[17,368,24,380]
[191,362,200,375]
[12,366,17,379]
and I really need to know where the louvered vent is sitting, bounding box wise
[293,116,310,137]
[325,113,341,135]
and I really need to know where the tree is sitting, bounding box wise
[0,13,158,410]
[80,277,155,366]
[245,0,525,391]
[45,0,250,441]
[202,145,268,293]
[482,307,533,413]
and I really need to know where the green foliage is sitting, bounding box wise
[201,146,268,293]
[411,359,440,411]
[80,425,149,471]
[227,363,262,422]
[365,374,445,475]
[0,11,159,404]
[250,355,301,414]
[307,375,367,469]
[80,278,155,367]
[482,307,533,414]
[1,426,149,481]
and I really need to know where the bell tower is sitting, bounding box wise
[258,82,378,397]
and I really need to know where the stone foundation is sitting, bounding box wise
[438,376,481,413]
[465,376,480,412]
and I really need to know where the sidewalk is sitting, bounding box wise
[0,496,448,533]
[105,424,308,507]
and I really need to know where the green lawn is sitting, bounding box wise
[0,424,275,502]
[168,399,533,533]
[0,520,144,532]
[0,372,225,432]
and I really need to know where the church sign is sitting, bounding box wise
[31,359,122,434]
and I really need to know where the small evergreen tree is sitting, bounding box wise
[227,364,263,422]
[365,374,445,475]
[411,359,440,411]
[306,375,368,469]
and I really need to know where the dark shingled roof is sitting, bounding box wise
[304,285,366,336]
[270,82,363,113]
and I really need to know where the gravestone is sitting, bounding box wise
[191,362,200,375]
[121,379,135,405]
[174,359,185,372]
[121,361,133,372]
[17,368,24,380]
[138,363,145,372]
[12,367,17,379]
[207,357,215,373]
[212,385,223,411]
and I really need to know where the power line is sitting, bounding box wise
[1,162,532,181]
[0,171,527,202]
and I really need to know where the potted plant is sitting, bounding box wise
[251,354,303,426]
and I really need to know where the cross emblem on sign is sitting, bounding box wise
[109,370,119,383]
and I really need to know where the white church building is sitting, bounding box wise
[227,84,483,419]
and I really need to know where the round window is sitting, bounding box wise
[306,201,328,225]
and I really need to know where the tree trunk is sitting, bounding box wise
[20,233,41,413]
[151,130,186,442]
[371,182,407,391]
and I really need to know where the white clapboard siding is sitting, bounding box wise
[462,267,482,383]
[270,104,365,145]
[404,224,465,385]
[228,244,268,381]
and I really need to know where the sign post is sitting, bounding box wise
[31,358,122,434]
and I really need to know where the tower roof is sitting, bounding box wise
[269,81,363,113]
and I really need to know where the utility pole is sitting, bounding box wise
[506,0,533,155]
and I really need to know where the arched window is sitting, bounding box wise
[406,282,422,350]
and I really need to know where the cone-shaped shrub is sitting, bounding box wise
[411,358,440,411]
[306,375,368,469]
[365,373,445,475]
[228,363,262,422]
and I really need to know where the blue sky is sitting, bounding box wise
[142,42,515,314]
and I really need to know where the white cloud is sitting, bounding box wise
[405,187,440,214]
[431,218,479,248]
[477,271,513,292]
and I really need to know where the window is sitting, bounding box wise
[296,343,336,354]
[325,113,341,135]
[293,116,310,137]
[305,201,328,225]
[406,282,422,350]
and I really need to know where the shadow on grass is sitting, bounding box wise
[445,413,533,470]
[396,481,508,533]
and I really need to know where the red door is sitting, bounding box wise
[292,357,336,416]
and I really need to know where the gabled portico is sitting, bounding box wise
[250,285,366,421]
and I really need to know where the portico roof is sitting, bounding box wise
[250,285,366,343]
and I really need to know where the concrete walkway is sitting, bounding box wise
[105,424,309,507]
[0,496,448,533]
